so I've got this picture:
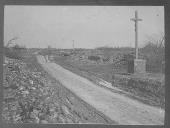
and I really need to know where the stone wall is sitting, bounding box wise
[112,74,165,108]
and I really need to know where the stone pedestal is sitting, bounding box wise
[134,59,146,73]
[128,59,146,74]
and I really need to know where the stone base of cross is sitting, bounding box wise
[127,59,146,74]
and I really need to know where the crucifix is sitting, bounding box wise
[131,11,142,59]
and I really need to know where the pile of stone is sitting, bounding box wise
[112,74,165,108]
[2,57,81,124]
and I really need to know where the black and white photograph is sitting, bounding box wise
[2,5,165,125]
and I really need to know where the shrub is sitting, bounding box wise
[141,34,165,73]
[112,74,165,108]
[4,44,27,60]
[141,42,164,73]
[88,56,100,61]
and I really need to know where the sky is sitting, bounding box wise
[4,6,164,49]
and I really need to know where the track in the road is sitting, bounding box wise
[37,55,164,125]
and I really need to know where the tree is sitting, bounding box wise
[4,37,27,60]
[142,33,165,73]
[6,37,19,47]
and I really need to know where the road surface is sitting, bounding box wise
[37,55,164,125]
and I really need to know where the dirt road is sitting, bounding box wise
[37,55,164,125]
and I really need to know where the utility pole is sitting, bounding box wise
[131,10,142,59]
[72,40,75,50]
[72,40,75,53]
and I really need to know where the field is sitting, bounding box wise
[2,45,165,124]
[52,47,165,109]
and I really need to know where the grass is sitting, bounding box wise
[54,56,126,83]
[53,56,165,109]
[8,48,164,109]
[113,74,165,108]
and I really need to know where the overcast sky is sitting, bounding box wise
[4,6,164,49]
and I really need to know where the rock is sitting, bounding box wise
[3,57,80,124]
[73,117,80,123]
[30,112,36,119]
[19,86,25,91]
[48,115,57,123]
[49,106,56,113]
[61,105,70,116]
[13,114,22,122]
[32,109,40,116]
[58,115,66,123]
[40,120,48,124]
[22,90,29,95]
[38,112,46,120]
[49,112,58,122]
[53,112,58,118]
[66,117,73,123]
[66,98,72,105]
[35,116,40,123]
[29,80,34,85]
[31,87,36,90]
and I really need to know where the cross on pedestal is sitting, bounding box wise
[131,11,142,59]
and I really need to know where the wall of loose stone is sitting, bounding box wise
[112,74,165,108]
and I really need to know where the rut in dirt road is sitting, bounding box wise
[37,55,164,125]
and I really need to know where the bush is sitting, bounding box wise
[141,36,164,73]
[88,56,100,61]
[4,45,27,60]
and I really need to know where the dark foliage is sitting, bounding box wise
[141,42,164,73]
[4,45,27,60]
[88,56,100,61]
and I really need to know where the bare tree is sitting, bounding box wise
[6,36,19,47]
[142,33,165,73]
